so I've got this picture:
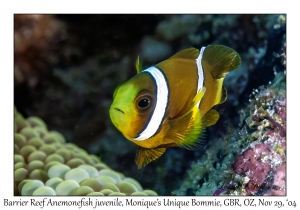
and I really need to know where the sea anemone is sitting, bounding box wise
[14,108,157,196]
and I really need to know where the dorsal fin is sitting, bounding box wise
[135,56,143,74]
[170,48,199,60]
[202,45,242,79]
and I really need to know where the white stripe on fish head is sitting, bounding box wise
[134,66,169,141]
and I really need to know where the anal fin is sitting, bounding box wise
[135,147,166,168]
[202,109,220,127]
[219,86,227,105]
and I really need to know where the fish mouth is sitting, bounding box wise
[109,106,126,132]
[114,107,124,114]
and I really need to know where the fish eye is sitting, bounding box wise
[135,92,153,112]
[138,98,150,109]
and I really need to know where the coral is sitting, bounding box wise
[14,14,66,87]
[223,71,286,196]
[173,70,286,196]
[156,15,210,42]
[14,108,157,196]
[172,135,240,195]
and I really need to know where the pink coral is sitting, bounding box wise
[215,73,286,196]
[232,143,272,195]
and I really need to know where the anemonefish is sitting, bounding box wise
[109,45,241,168]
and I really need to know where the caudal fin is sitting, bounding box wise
[202,45,242,79]
[199,45,241,117]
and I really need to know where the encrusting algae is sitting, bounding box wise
[173,71,286,196]
[14,108,157,196]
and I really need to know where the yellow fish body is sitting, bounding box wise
[109,45,241,168]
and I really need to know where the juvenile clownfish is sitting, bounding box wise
[109,45,241,168]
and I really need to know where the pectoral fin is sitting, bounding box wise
[135,147,166,168]
[167,88,206,150]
